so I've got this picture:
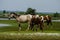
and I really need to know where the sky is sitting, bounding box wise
[0,0,60,13]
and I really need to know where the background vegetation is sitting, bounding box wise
[0,8,60,20]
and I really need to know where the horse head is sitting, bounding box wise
[8,12,17,20]
[45,15,51,20]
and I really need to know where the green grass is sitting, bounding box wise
[0,32,60,40]
[0,20,60,40]
[0,33,60,40]
[0,20,60,32]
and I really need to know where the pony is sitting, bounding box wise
[9,12,39,31]
[30,15,44,32]
[40,15,52,25]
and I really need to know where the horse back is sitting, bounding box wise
[17,15,32,22]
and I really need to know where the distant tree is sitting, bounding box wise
[53,12,59,17]
[31,9,36,15]
[26,8,32,14]
[3,10,6,13]
[26,8,36,15]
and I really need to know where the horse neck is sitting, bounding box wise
[44,16,49,20]
[13,14,18,19]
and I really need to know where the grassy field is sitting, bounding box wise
[0,32,60,40]
[0,20,60,40]
[0,20,60,32]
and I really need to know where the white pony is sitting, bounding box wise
[9,12,39,31]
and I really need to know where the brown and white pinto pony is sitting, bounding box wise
[30,15,44,32]
[40,15,52,25]
[9,12,39,31]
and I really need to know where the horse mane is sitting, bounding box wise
[10,12,20,17]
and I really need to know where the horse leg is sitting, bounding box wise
[18,23,21,31]
[32,25,34,31]
[47,20,49,25]
[50,20,52,25]
[8,18,10,20]
[30,22,34,31]
[31,24,34,31]
[40,23,44,32]
[8,16,11,20]
[47,20,52,26]
[40,25,43,32]
[36,27,37,31]
[30,23,32,30]
[26,22,30,31]
[36,25,39,31]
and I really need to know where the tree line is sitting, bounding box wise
[2,8,60,17]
